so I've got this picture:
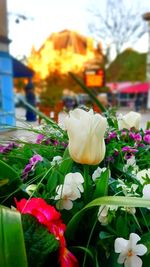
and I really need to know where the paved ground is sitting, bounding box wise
[0,107,150,143]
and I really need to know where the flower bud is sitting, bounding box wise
[65,108,107,165]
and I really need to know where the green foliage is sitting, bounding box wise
[0,206,28,267]
[106,49,147,82]
[22,214,59,267]
[0,160,21,199]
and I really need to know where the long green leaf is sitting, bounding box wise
[69,72,106,112]
[0,160,19,180]
[0,206,28,267]
[66,196,150,237]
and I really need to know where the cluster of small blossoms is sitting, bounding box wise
[35,134,68,148]
[105,131,118,143]
[22,154,43,180]
[0,142,18,154]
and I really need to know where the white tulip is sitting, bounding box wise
[65,108,107,165]
[118,111,141,130]
[115,233,147,267]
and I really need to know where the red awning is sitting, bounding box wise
[120,82,150,94]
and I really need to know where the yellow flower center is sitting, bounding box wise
[127,249,133,257]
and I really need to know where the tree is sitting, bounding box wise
[88,0,147,61]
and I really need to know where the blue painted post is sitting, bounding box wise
[0,0,16,130]
[0,52,16,128]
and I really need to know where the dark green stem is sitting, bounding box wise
[84,164,90,204]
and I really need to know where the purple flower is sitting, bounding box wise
[29,154,43,165]
[36,134,44,144]
[106,131,117,143]
[106,156,114,163]
[0,142,18,154]
[61,142,68,148]
[114,150,119,157]
[53,140,59,146]
[24,163,33,173]
[22,163,33,180]
[143,134,150,144]
[144,130,150,135]
[129,132,142,142]
[45,138,51,145]
[122,146,138,153]
[121,130,128,136]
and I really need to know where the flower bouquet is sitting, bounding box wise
[0,80,150,267]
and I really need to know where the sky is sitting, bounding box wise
[7,0,150,58]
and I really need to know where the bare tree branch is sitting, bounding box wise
[88,0,147,60]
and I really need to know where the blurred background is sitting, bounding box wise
[0,0,150,127]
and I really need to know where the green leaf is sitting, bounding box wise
[66,196,150,238]
[22,214,59,267]
[71,246,94,260]
[141,232,150,253]
[58,148,73,177]
[93,169,110,198]
[69,72,106,113]
[0,159,19,180]
[0,160,21,197]
[0,205,28,267]
[99,231,114,240]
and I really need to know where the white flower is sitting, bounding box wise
[142,184,150,199]
[65,108,107,165]
[115,233,147,267]
[55,184,81,210]
[25,184,37,195]
[92,167,107,181]
[64,172,84,193]
[51,156,62,166]
[136,169,150,185]
[142,184,150,209]
[55,172,84,210]
[98,205,117,225]
[118,111,141,130]
[117,179,139,196]
[123,156,139,174]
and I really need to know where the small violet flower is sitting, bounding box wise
[129,132,142,142]
[114,233,147,267]
[106,131,117,143]
[36,134,44,144]
[22,154,43,180]
[143,134,150,144]
[122,146,138,160]
[29,154,43,165]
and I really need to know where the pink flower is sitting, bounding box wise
[36,134,44,144]
[129,132,142,142]
[143,134,150,144]
[29,154,43,165]
[15,198,78,267]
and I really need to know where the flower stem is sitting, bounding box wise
[83,164,90,204]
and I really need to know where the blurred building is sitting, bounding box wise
[28,29,104,79]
